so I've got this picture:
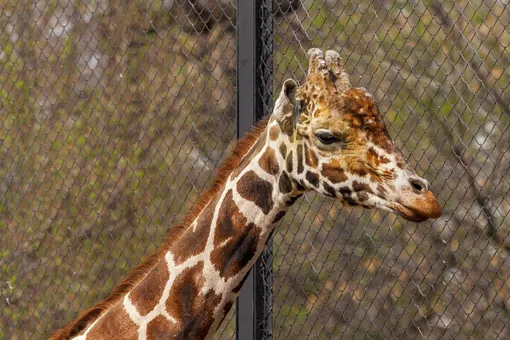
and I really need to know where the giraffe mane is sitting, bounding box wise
[50,118,269,340]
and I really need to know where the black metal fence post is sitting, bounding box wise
[236,0,273,339]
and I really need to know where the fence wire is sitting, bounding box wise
[1,1,510,339]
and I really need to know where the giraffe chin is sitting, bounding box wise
[393,204,432,222]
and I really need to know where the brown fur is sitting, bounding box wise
[236,170,274,214]
[258,148,279,175]
[50,119,269,340]
[129,257,170,316]
[164,261,222,338]
[172,194,221,265]
[211,190,261,279]
[278,171,292,194]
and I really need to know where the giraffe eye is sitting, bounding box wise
[316,131,343,145]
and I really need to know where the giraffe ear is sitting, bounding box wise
[273,78,297,135]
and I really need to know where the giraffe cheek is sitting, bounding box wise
[347,160,369,177]
[351,181,374,203]
[321,162,348,183]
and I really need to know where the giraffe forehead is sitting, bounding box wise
[342,88,398,153]
[297,77,342,113]
[344,88,380,119]
[297,83,385,130]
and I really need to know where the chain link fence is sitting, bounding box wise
[1,0,510,339]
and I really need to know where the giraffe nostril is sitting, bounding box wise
[409,177,429,194]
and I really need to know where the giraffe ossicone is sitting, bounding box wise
[51,48,441,340]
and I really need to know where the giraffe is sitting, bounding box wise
[51,48,441,340]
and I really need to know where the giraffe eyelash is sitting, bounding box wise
[315,129,348,145]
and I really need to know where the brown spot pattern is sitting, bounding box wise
[353,181,372,194]
[321,161,348,183]
[279,171,292,194]
[297,144,304,174]
[323,182,337,197]
[172,195,219,265]
[306,171,320,188]
[210,190,261,279]
[86,304,138,340]
[279,143,287,158]
[211,221,259,279]
[129,259,169,316]
[304,143,319,168]
[213,190,247,246]
[286,151,293,172]
[269,125,280,141]
[165,262,222,339]
[292,179,305,192]
[146,315,178,339]
[237,170,274,214]
[258,148,279,175]
[338,186,355,203]
[377,184,387,199]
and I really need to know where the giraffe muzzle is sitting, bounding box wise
[394,190,442,222]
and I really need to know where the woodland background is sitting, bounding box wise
[1,0,510,339]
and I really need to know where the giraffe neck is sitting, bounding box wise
[72,119,303,340]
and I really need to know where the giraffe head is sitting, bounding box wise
[271,48,441,222]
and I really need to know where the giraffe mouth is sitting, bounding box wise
[339,192,430,222]
[392,202,430,222]
[359,194,429,222]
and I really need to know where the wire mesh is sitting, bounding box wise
[1,0,510,339]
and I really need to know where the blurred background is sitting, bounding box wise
[1,0,509,339]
